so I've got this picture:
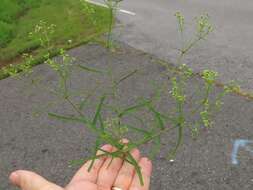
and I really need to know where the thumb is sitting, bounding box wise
[9,170,63,190]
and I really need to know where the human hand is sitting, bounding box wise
[9,144,152,190]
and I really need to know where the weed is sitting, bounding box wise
[104,0,123,49]
[80,0,97,25]
[0,0,110,65]
[79,0,122,49]
[9,9,238,186]
[29,20,56,50]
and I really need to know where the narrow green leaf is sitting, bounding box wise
[150,136,161,160]
[118,100,151,118]
[48,112,99,134]
[116,69,138,85]
[167,124,184,160]
[88,138,101,171]
[126,152,144,186]
[77,64,104,73]
[126,124,151,136]
[159,112,177,124]
[148,105,165,130]
[98,113,105,131]
[48,112,88,124]
[92,96,106,126]
[99,148,123,158]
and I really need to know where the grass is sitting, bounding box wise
[0,0,110,79]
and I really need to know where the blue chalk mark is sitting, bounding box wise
[231,139,253,165]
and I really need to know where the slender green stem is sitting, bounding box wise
[168,101,184,160]
[107,7,114,48]
[191,83,212,117]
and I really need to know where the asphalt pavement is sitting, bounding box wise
[100,0,253,91]
[0,43,253,190]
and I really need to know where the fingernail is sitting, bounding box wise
[143,157,152,166]
[9,172,19,185]
[142,158,152,175]
[101,144,112,150]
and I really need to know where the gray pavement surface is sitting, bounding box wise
[1,43,253,190]
[101,0,253,91]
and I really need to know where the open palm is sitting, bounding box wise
[9,144,152,190]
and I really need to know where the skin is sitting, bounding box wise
[9,144,152,190]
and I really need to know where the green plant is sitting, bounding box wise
[16,0,42,9]
[0,0,110,66]
[160,13,234,157]
[0,0,21,23]
[103,0,123,49]
[2,53,34,77]
[2,20,55,77]
[79,0,122,49]
[11,11,237,186]
[0,21,14,47]
[80,0,97,25]
[0,0,43,48]
[29,20,56,50]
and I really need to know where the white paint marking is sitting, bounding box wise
[86,0,136,16]
[118,9,136,16]
[231,139,253,165]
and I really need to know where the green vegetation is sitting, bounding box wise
[103,0,123,48]
[0,0,110,78]
[3,1,240,185]
[9,7,236,184]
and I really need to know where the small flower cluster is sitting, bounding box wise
[171,77,186,103]
[196,14,213,38]
[29,20,56,48]
[2,54,34,77]
[175,12,185,33]
[202,70,218,85]
[179,64,193,78]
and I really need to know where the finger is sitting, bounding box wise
[113,149,141,190]
[129,157,152,190]
[69,144,113,185]
[9,170,63,190]
[96,146,125,189]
